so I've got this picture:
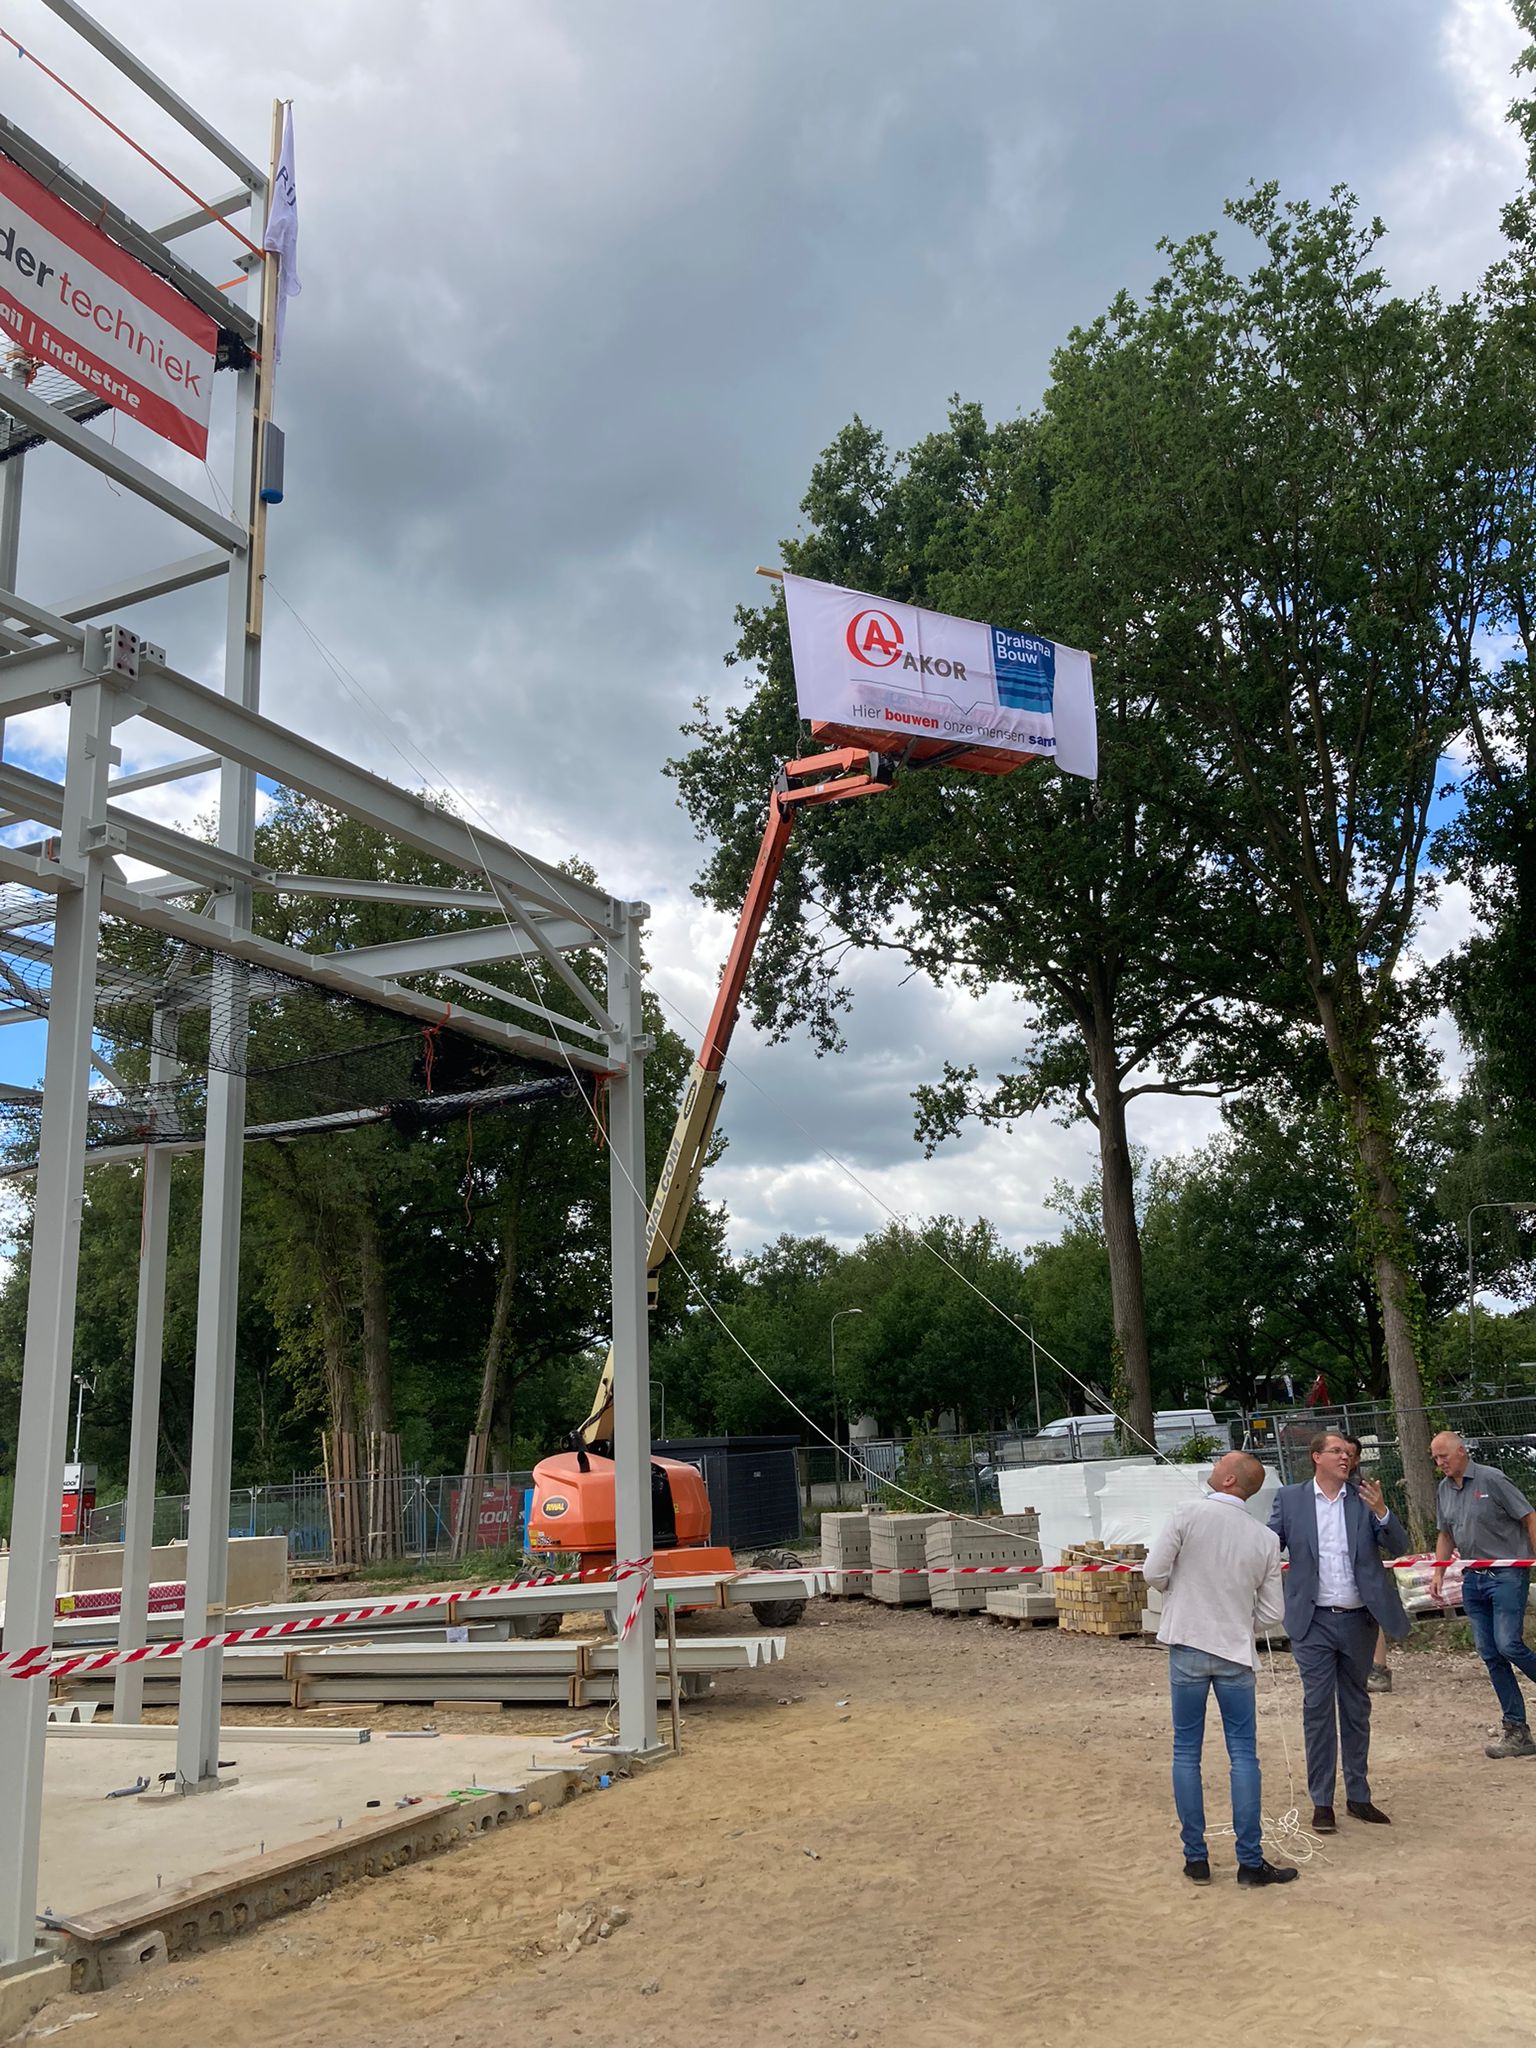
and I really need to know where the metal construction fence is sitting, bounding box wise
[84,1470,536,1563]
[819,1396,1536,1518]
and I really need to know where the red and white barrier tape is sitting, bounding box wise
[5,1552,1526,1683]
[818,1556,1536,1580]
[0,1563,610,1681]
[615,1556,654,1641]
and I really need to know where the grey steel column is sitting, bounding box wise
[175,332,260,1789]
[607,903,657,1752]
[0,678,116,1965]
[0,361,27,754]
[113,1020,178,1723]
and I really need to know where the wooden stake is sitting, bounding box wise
[665,1596,682,1755]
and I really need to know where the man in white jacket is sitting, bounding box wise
[1143,1452,1292,1888]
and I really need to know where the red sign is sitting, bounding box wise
[448,1482,525,1551]
[60,1485,95,1539]
[0,150,217,458]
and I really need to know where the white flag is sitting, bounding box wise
[261,106,301,363]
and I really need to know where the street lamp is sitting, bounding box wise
[71,1374,94,1465]
[1467,1202,1536,1372]
[829,1309,863,1509]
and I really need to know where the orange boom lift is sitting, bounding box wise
[528,748,890,1622]
[528,732,1032,1622]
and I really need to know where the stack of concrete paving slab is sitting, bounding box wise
[868,1513,943,1606]
[928,1514,1042,1614]
[819,1511,873,1597]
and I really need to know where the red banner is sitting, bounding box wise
[0,149,217,458]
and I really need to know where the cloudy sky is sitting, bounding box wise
[0,0,1520,1260]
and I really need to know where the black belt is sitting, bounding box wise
[1322,1605,1366,1614]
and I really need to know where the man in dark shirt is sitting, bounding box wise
[1431,1431,1536,1759]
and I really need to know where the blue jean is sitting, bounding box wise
[1169,1644,1261,1868]
[1461,1567,1536,1725]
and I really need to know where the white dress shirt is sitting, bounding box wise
[1312,1479,1361,1607]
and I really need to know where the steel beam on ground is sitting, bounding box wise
[124,658,614,932]
[0,681,115,1967]
[113,1024,177,1724]
[607,904,658,1754]
[0,381,247,552]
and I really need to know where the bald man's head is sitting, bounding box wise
[1209,1451,1265,1500]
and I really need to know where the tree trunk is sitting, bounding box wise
[1089,1028,1156,1453]
[1314,978,1436,1542]
[357,1208,395,1436]
[318,1285,357,1438]
[473,1223,519,1443]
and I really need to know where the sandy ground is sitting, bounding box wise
[19,1600,1535,2048]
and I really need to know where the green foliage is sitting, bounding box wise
[1173,1432,1225,1465]
[877,1421,977,1515]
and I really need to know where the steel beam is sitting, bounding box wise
[0,381,247,552]
[337,918,605,980]
[52,553,230,625]
[125,657,615,932]
[607,905,657,1754]
[441,967,610,1048]
[0,682,115,1965]
[113,1023,177,1723]
[107,753,223,799]
[0,761,270,891]
[264,872,506,912]
[153,191,252,244]
[42,4,267,192]
[94,877,617,1072]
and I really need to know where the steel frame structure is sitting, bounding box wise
[0,5,656,1967]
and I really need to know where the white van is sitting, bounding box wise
[1036,1408,1222,1453]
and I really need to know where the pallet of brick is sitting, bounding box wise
[868,1513,943,1605]
[927,1516,1044,1614]
[820,1510,873,1597]
[1051,1541,1148,1636]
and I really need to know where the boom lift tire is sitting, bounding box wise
[748,1547,808,1629]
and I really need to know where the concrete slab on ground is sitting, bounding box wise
[38,1724,592,1923]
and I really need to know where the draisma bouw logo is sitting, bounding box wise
[991,627,1055,715]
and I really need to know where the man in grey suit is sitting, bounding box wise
[1268,1430,1411,1833]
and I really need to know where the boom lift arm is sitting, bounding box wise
[573,746,892,1448]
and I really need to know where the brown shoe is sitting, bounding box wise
[1311,1805,1336,1833]
[1346,1800,1391,1824]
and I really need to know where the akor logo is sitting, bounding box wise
[846,607,904,667]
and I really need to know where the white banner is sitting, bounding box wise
[783,573,1097,780]
[0,149,217,459]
